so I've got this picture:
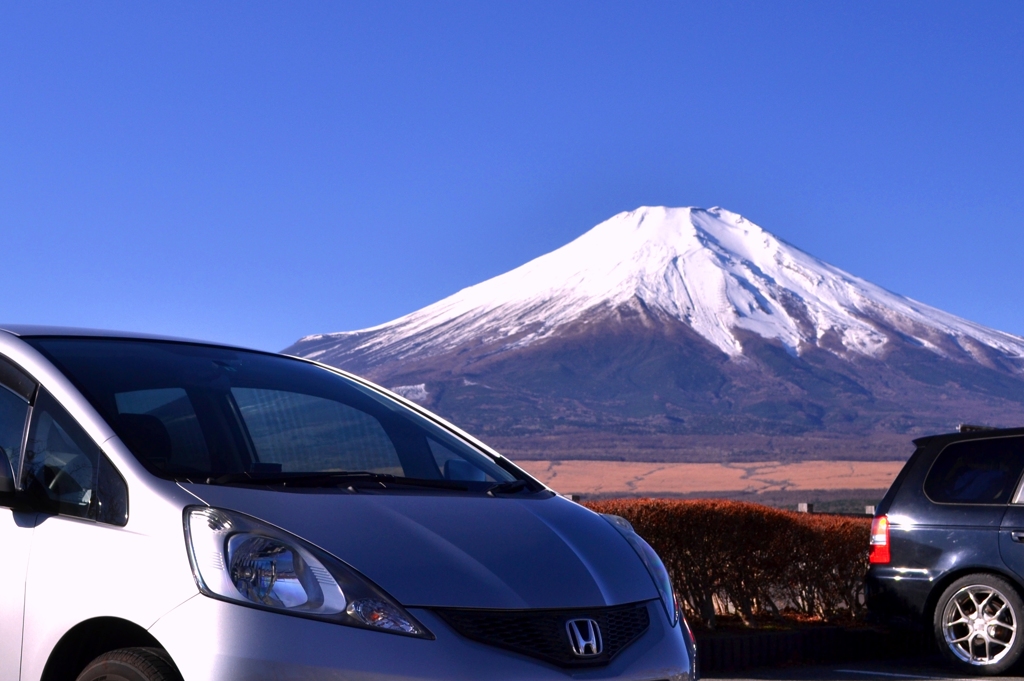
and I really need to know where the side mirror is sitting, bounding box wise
[0,446,15,494]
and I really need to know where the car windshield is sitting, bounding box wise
[26,338,522,492]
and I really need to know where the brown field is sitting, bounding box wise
[516,459,904,498]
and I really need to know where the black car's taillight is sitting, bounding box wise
[869,514,890,564]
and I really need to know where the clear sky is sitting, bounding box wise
[1,2,1022,351]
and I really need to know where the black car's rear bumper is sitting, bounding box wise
[865,567,933,627]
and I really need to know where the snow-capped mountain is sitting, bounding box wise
[294,207,1024,366]
[286,207,1024,463]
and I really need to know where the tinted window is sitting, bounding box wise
[925,437,1024,504]
[0,357,34,482]
[22,390,128,525]
[0,390,27,485]
[27,338,515,488]
[0,357,36,403]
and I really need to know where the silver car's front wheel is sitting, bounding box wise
[76,648,183,681]
[934,574,1024,675]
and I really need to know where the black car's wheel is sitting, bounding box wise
[76,647,183,681]
[934,574,1024,675]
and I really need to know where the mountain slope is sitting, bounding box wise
[285,207,1024,462]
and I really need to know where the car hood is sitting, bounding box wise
[179,484,657,609]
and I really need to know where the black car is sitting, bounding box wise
[867,426,1024,674]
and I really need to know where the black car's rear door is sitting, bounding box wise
[910,436,1024,576]
[949,435,1024,581]
[997,458,1024,582]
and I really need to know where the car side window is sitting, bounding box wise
[0,357,35,483]
[925,436,1024,505]
[21,390,128,525]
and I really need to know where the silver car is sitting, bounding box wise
[0,326,695,681]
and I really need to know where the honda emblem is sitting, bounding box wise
[566,618,603,657]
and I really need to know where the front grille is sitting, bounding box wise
[433,600,652,667]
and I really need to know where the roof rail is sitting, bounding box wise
[958,423,998,433]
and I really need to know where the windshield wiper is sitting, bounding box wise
[206,470,469,491]
[486,479,530,496]
[209,470,370,485]
[199,470,535,495]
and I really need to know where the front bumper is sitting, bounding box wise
[149,595,693,681]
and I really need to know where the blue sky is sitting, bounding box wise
[1,2,1022,351]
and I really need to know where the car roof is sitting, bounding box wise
[0,324,253,351]
[913,426,1024,447]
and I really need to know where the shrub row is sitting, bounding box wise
[584,498,871,629]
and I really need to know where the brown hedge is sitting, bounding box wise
[584,498,871,629]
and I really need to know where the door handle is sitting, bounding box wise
[1011,532,1024,543]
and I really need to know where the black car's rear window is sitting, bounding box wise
[924,436,1024,505]
[26,337,516,488]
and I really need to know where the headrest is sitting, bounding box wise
[116,413,173,464]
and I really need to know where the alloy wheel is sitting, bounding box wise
[941,584,1018,666]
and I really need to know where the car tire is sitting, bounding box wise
[76,647,183,681]
[933,574,1024,675]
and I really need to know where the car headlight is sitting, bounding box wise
[602,513,678,627]
[184,506,432,638]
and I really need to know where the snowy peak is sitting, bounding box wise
[296,206,1024,365]
[287,206,1024,462]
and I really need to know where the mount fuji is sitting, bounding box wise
[285,207,1024,463]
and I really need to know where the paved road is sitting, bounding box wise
[708,655,1024,681]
